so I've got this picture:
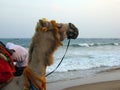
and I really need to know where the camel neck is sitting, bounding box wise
[28,52,47,76]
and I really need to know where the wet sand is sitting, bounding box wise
[47,69,120,90]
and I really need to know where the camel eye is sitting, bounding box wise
[57,24,62,29]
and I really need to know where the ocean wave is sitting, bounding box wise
[69,43,120,47]
[98,67,120,73]
[47,65,120,73]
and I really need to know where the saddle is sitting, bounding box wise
[0,42,15,88]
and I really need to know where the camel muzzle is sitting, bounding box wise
[67,23,79,39]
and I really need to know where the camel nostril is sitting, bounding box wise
[67,23,79,39]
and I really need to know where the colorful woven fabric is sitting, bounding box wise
[23,67,46,90]
[0,45,15,87]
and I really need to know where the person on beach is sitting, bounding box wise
[6,42,28,76]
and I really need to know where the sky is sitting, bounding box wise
[0,0,120,38]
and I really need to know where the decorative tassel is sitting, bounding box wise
[23,67,46,90]
[42,18,47,22]
[41,27,47,32]
[51,20,63,46]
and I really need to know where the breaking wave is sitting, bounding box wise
[69,43,120,47]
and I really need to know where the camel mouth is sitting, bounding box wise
[67,23,79,39]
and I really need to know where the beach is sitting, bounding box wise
[1,38,120,90]
[47,68,120,90]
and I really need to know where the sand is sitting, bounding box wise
[64,80,120,90]
[47,69,120,90]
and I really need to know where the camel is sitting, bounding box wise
[1,19,78,90]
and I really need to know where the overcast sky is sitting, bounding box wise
[0,0,120,38]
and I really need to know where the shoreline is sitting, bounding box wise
[47,69,120,90]
[64,80,120,90]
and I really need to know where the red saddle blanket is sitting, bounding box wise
[0,58,14,83]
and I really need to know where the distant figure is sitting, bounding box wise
[6,42,28,76]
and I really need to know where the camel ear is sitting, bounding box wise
[39,19,49,27]
[39,20,46,27]
[39,19,48,31]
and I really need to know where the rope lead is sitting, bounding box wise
[46,39,71,77]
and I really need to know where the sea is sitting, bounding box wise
[1,38,120,83]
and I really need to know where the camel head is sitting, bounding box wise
[30,19,79,66]
[35,19,79,42]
